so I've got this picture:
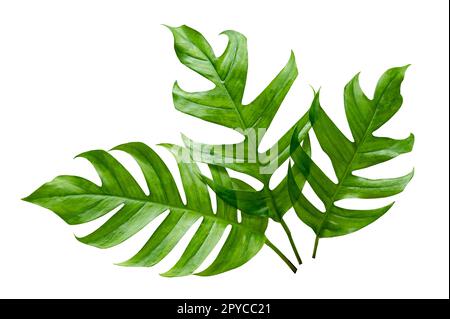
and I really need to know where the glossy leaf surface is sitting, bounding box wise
[288,66,414,257]
[168,25,312,264]
[169,24,311,216]
[24,143,276,276]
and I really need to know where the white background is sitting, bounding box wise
[0,0,448,299]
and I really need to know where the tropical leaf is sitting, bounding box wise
[24,142,297,276]
[168,25,312,264]
[22,24,415,276]
[288,66,414,258]
[168,24,309,176]
[169,24,296,134]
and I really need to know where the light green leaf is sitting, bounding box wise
[168,24,311,183]
[168,25,313,264]
[169,24,297,132]
[289,66,414,257]
[24,142,297,276]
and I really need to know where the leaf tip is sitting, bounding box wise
[22,187,43,203]
[110,142,142,153]
[307,84,319,95]
[157,142,174,149]
[289,50,296,61]
[161,23,173,30]
[162,24,186,34]
[74,151,90,160]
[193,270,210,277]
[114,258,136,267]
[403,63,412,70]
[219,29,243,38]
[385,64,411,79]
[74,233,91,246]
[288,50,298,75]
[114,261,129,267]
[21,195,31,202]
[397,64,411,76]
[110,143,126,152]
[409,167,415,180]
[159,270,185,278]
[308,90,321,125]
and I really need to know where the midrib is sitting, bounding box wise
[315,77,397,237]
[202,52,248,129]
[41,193,265,236]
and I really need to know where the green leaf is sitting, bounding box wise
[168,24,309,212]
[24,142,297,276]
[167,24,310,181]
[169,24,297,132]
[168,25,313,265]
[288,66,414,258]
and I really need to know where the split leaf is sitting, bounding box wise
[288,66,414,258]
[24,143,296,276]
[168,25,312,264]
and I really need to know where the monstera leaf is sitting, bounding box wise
[288,66,414,258]
[24,143,297,276]
[168,25,311,264]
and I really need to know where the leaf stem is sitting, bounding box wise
[265,238,297,273]
[280,219,302,265]
[312,236,319,258]
[262,179,303,266]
